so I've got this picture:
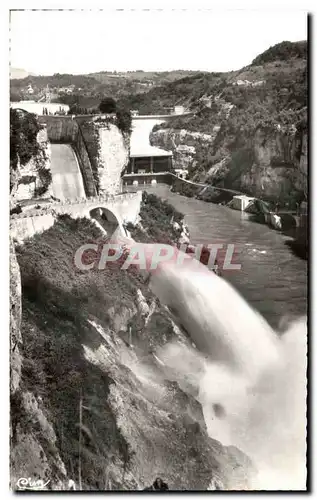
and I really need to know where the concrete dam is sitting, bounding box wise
[50,144,86,200]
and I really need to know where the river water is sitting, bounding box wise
[143,185,307,330]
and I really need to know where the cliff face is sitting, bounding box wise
[10,239,22,395]
[97,123,129,195]
[151,123,307,205]
[10,240,68,490]
[240,127,307,199]
[80,118,129,196]
[150,128,217,171]
[11,127,52,203]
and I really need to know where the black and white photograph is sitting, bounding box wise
[8,6,308,492]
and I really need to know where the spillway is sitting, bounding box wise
[50,144,86,201]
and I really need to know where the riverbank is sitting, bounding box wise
[169,176,307,260]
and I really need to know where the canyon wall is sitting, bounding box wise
[151,125,307,205]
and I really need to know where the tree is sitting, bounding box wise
[99,97,117,114]
[115,108,132,134]
[10,109,42,170]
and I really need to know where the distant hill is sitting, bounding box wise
[88,70,199,84]
[251,40,307,66]
[10,68,35,79]
[10,69,201,108]
[118,40,307,115]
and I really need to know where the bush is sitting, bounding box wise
[128,192,184,244]
[99,97,117,114]
[115,108,132,134]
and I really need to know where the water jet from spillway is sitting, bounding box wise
[118,241,307,490]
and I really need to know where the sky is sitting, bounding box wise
[9,9,308,75]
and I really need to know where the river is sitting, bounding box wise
[143,185,307,330]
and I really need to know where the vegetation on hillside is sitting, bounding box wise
[10,70,198,107]
[14,216,140,489]
[251,40,307,66]
[10,108,52,193]
[127,192,183,244]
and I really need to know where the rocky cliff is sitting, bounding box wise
[10,239,68,490]
[151,123,307,205]
[11,125,52,203]
[80,117,129,196]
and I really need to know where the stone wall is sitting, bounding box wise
[10,192,142,243]
[73,128,97,197]
[10,214,57,243]
[40,116,78,143]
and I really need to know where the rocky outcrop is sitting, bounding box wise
[239,127,308,200]
[11,392,69,491]
[10,239,22,394]
[10,240,69,491]
[80,118,129,196]
[150,128,217,171]
[11,127,52,202]
[152,123,307,206]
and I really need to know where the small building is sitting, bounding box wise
[174,105,185,115]
[122,145,173,186]
[229,195,255,211]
